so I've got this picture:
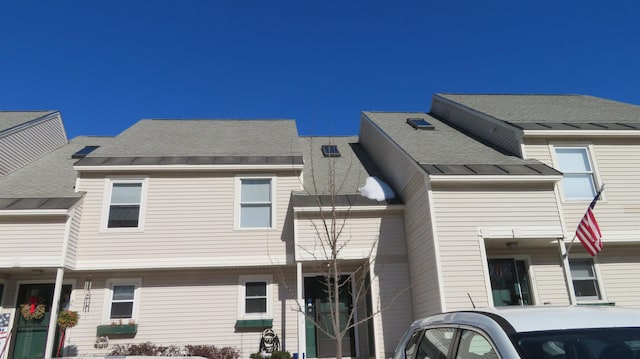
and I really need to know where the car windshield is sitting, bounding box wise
[514,328,640,359]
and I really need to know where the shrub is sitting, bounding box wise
[250,351,291,359]
[108,342,240,359]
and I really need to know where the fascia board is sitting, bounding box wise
[0,209,69,216]
[293,204,404,213]
[524,130,640,138]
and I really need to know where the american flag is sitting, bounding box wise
[576,186,604,256]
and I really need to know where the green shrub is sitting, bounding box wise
[185,344,240,359]
[270,351,292,359]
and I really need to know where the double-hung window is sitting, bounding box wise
[106,279,141,320]
[569,258,601,301]
[107,181,144,228]
[239,178,272,228]
[239,275,271,319]
[555,147,597,200]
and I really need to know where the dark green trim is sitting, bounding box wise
[97,324,138,337]
[235,319,273,329]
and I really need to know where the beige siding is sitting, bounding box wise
[64,204,83,268]
[596,246,640,308]
[295,212,405,261]
[75,171,300,269]
[64,269,298,358]
[0,217,67,268]
[431,98,523,157]
[0,115,67,176]
[433,188,564,310]
[359,116,442,318]
[524,139,640,240]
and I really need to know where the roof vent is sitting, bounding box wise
[407,118,434,130]
[72,146,100,159]
[321,145,341,157]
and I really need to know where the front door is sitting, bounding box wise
[304,275,356,358]
[10,283,55,359]
[488,259,533,306]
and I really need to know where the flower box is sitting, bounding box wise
[96,324,138,337]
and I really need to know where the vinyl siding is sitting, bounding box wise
[64,204,83,268]
[597,247,640,308]
[64,268,298,358]
[524,139,640,241]
[75,171,301,269]
[431,98,523,157]
[0,217,67,268]
[0,115,67,176]
[359,116,442,318]
[432,188,565,310]
[295,212,406,261]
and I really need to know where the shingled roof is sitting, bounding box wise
[364,111,560,176]
[436,94,640,131]
[0,111,57,133]
[291,136,401,207]
[74,119,303,166]
[0,136,113,210]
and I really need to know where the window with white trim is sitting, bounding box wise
[569,258,601,301]
[239,178,272,228]
[106,279,141,321]
[555,147,597,200]
[107,181,144,228]
[239,275,271,318]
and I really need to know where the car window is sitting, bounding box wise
[456,330,498,359]
[405,330,424,359]
[416,328,455,359]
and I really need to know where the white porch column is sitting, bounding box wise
[44,268,64,359]
[296,262,306,359]
[558,239,577,305]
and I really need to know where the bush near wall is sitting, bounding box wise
[109,342,240,359]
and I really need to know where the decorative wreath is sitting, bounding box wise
[20,296,46,320]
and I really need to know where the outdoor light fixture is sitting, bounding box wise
[506,242,518,249]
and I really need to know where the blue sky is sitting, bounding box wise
[2,1,639,139]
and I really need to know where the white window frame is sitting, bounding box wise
[569,257,606,302]
[234,175,276,230]
[101,177,148,231]
[552,146,599,201]
[103,278,142,322]
[238,275,272,320]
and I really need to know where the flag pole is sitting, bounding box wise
[564,183,605,257]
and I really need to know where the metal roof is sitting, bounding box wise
[364,111,559,176]
[436,94,640,130]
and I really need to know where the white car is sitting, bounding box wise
[392,306,640,359]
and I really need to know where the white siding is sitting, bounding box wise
[75,171,300,269]
[64,204,83,268]
[432,187,564,310]
[360,115,443,318]
[0,115,67,176]
[0,217,67,268]
[596,247,640,308]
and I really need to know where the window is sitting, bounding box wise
[105,279,141,320]
[404,330,424,359]
[239,275,271,318]
[321,145,341,157]
[555,148,597,200]
[456,330,497,359]
[107,181,143,228]
[570,259,601,301]
[415,328,455,359]
[239,178,272,228]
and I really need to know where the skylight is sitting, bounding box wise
[407,118,435,130]
[71,146,100,159]
[321,145,341,157]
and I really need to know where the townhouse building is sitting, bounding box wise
[0,118,409,359]
[1,94,639,359]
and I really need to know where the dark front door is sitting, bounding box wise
[488,258,533,306]
[10,283,55,359]
[304,275,355,358]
